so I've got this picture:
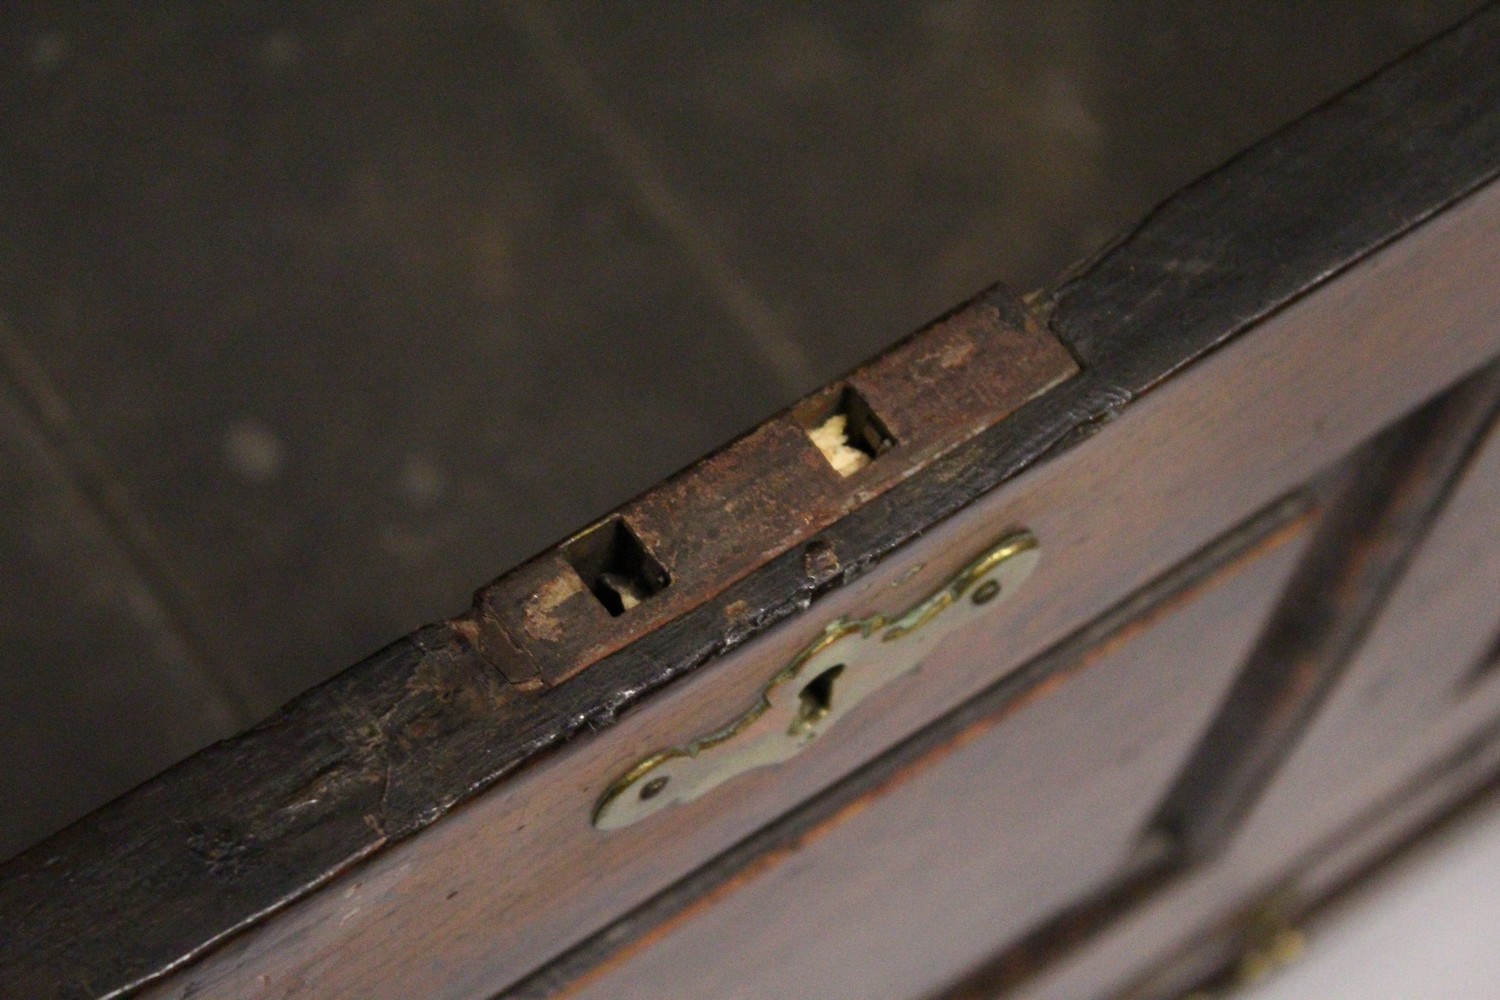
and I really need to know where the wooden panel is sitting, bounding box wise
[553,518,1312,1000]
[935,366,1500,999]
[988,408,1500,1000]
[539,367,1500,1000]
[1151,366,1500,860]
[127,179,1500,1000]
[1088,723,1500,1000]
[7,14,1500,998]
[1240,407,1500,864]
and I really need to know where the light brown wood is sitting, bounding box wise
[144,180,1500,1000]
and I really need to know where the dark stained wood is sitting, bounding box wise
[4,9,1500,1000]
[124,174,1500,999]
[1153,363,1500,861]
[515,372,1500,1000]
[0,380,240,863]
[2,1,1470,865]
[1000,722,1500,1000]
[989,405,1500,1000]
[941,374,1500,998]
[0,629,565,1000]
[474,293,1076,689]
[1105,724,1500,1000]
[543,2,1486,354]
[0,3,802,724]
[1046,4,1500,377]
[508,504,1316,1000]
[1229,403,1500,877]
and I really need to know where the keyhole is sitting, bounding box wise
[793,664,845,736]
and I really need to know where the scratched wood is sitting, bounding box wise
[125,176,1500,1000]
[3,9,1500,1000]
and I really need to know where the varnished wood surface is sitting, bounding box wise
[134,176,1500,1000]
[994,407,1500,1000]
[1234,406,1500,880]
[521,365,1500,1000]
[940,367,1500,999]
[1153,365,1500,861]
[547,514,1314,1000]
[6,1,1467,866]
[3,9,1500,999]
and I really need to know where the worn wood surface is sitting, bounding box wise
[944,368,1500,999]
[513,364,1500,1000]
[540,510,1316,1000]
[3,7,1500,1000]
[92,167,1500,998]
[473,294,1076,689]
[6,2,1469,865]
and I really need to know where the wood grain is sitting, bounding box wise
[474,293,1076,688]
[137,179,1500,1000]
[4,10,1500,998]
[991,403,1500,1000]
[543,513,1314,1000]
[941,368,1500,998]
[530,367,1500,1000]
[1153,364,1500,860]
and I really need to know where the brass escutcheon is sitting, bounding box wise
[592,531,1039,830]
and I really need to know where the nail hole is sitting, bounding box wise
[971,579,1002,605]
[562,516,670,616]
[795,386,894,477]
[639,776,669,800]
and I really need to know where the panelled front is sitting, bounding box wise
[555,516,1314,1000]
[129,182,1500,1000]
[530,366,1500,1000]
[985,385,1500,1000]
[1246,411,1500,862]
[14,18,1500,998]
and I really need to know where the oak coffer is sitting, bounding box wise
[5,8,1500,1000]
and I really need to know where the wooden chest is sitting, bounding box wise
[4,9,1500,999]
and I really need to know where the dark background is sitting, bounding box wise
[0,2,1482,861]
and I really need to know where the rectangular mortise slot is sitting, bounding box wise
[795,385,895,477]
[562,517,671,616]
